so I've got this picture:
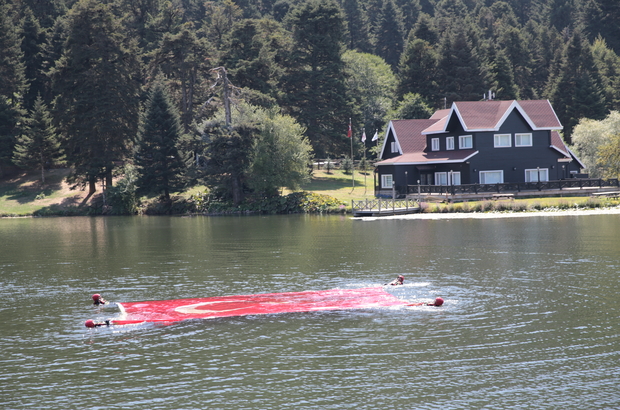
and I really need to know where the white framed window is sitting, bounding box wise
[459,135,473,149]
[480,170,504,184]
[515,133,532,147]
[435,172,447,185]
[381,174,393,188]
[446,136,454,150]
[434,171,461,185]
[390,142,398,153]
[494,134,511,147]
[525,168,548,182]
[450,171,461,185]
[431,138,440,151]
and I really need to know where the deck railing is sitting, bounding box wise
[405,178,620,196]
[352,198,418,212]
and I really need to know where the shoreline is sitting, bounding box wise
[356,206,620,221]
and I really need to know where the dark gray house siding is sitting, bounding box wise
[375,100,583,196]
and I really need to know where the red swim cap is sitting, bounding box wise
[85,319,96,328]
[398,276,404,280]
[92,294,101,301]
[434,297,444,306]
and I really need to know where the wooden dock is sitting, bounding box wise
[352,198,420,217]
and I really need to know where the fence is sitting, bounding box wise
[352,198,418,213]
[405,178,620,196]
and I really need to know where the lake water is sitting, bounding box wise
[1,214,618,409]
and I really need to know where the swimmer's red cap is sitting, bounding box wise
[434,297,444,306]
[398,275,404,279]
[85,319,95,328]
[92,294,101,301]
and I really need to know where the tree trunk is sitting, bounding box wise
[232,174,242,205]
[106,167,113,188]
[88,178,97,197]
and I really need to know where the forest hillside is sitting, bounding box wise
[2,0,620,208]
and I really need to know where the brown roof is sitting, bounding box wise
[379,99,570,166]
[376,149,478,165]
[423,100,562,134]
[390,119,437,153]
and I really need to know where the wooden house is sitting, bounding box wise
[374,100,585,196]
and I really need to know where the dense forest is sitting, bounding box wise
[2,0,620,206]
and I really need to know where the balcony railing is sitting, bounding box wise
[404,178,620,196]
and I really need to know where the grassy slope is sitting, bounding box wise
[0,168,89,216]
[0,167,612,216]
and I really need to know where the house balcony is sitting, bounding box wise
[386,178,620,201]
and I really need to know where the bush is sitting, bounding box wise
[341,156,354,175]
[188,191,346,215]
[105,165,140,215]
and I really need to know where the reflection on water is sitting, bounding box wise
[1,215,619,409]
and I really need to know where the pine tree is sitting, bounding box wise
[20,6,47,110]
[281,0,350,158]
[220,18,291,104]
[135,81,186,201]
[150,27,212,133]
[12,95,62,184]
[436,26,486,103]
[341,0,373,53]
[397,32,438,103]
[374,0,404,70]
[545,30,607,143]
[50,0,140,196]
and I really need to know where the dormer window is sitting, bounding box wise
[459,135,472,149]
[515,133,532,147]
[446,137,454,150]
[431,138,440,151]
[494,134,511,148]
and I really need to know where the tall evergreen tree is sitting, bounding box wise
[202,121,257,205]
[411,12,438,45]
[0,0,27,175]
[20,6,47,110]
[281,0,350,158]
[545,30,607,142]
[486,47,520,100]
[12,95,62,184]
[374,0,404,70]
[592,36,620,111]
[135,80,186,201]
[394,0,421,39]
[341,0,373,53]
[397,32,439,103]
[220,18,291,105]
[50,0,140,196]
[150,27,212,132]
[436,26,486,103]
[592,0,620,54]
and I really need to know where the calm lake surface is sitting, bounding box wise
[1,214,618,409]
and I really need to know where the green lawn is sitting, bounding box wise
[297,169,376,203]
[0,168,86,216]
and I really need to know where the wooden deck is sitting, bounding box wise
[352,199,420,217]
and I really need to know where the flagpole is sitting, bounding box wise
[362,128,367,194]
[350,118,354,191]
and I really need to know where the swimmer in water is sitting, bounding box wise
[85,319,110,328]
[385,275,405,286]
[407,297,444,307]
[92,294,107,306]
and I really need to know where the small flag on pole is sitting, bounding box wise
[361,129,366,142]
[347,120,352,138]
[372,130,379,141]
